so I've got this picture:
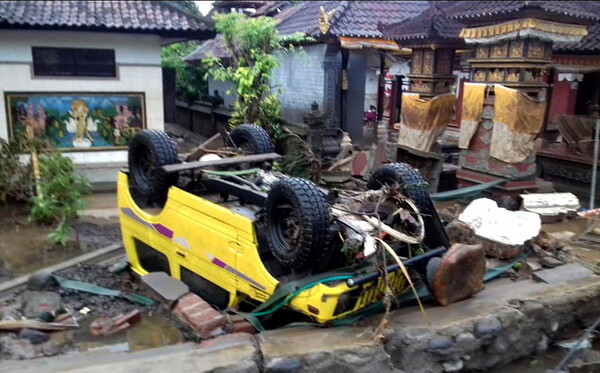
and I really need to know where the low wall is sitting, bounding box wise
[175,100,232,139]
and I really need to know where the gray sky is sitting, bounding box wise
[195,1,213,16]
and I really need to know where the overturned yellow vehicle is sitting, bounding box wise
[119,126,449,324]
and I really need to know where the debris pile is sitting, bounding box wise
[0,263,180,361]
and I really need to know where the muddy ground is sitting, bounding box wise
[0,200,122,282]
[0,262,197,360]
[1,196,599,367]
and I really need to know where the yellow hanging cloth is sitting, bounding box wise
[490,84,546,163]
[458,83,487,149]
[396,93,456,152]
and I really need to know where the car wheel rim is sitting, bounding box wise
[138,146,156,183]
[273,201,300,253]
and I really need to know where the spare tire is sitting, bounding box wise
[226,124,273,154]
[128,130,179,206]
[265,178,331,271]
[367,163,450,250]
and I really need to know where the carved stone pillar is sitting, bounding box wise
[322,44,341,129]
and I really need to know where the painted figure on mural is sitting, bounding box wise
[65,99,99,148]
[113,104,134,144]
[21,103,47,135]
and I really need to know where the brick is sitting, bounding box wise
[224,320,258,335]
[172,293,227,338]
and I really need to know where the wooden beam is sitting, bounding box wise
[162,153,282,173]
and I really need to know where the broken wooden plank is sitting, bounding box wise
[186,133,232,162]
[163,153,282,173]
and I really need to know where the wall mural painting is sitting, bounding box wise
[6,93,146,150]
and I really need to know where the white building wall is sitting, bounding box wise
[272,44,326,124]
[208,77,237,109]
[0,30,165,167]
[364,69,378,111]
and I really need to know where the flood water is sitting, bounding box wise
[0,199,121,281]
[50,313,183,354]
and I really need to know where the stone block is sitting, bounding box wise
[428,336,453,352]
[27,271,56,291]
[539,257,563,269]
[141,272,189,306]
[258,326,396,373]
[474,318,502,339]
[533,263,595,284]
[431,243,485,306]
[18,329,49,345]
[172,293,227,339]
[21,291,61,319]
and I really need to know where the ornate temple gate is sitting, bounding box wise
[455,16,592,196]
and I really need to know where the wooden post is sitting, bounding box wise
[26,124,42,198]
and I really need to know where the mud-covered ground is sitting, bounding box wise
[0,263,196,361]
[0,200,122,282]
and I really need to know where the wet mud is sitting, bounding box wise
[0,201,121,282]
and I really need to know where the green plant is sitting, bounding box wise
[203,12,313,136]
[162,41,208,104]
[276,128,321,181]
[0,134,51,202]
[28,152,92,246]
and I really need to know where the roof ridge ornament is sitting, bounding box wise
[319,6,336,35]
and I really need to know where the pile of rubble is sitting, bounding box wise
[444,195,598,284]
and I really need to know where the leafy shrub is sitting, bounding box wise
[204,12,313,137]
[28,151,92,245]
[0,134,50,202]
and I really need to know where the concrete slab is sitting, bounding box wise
[141,272,189,306]
[258,326,396,373]
[0,334,259,373]
[533,263,596,284]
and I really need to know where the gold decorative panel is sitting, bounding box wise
[490,42,508,58]
[435,49,453,75]
[509,39,524,58]
[433,81,450,93]
[412,49,423,74]
[410,80,432,93]
[476,46,489,59]
[528,39,544,58]
[473,69,487,82]
[489,69,505,82]
[423,50,434,74]
[523,69,536,82]
[506,69,520,82]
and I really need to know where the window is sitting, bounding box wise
[32,47,116,77]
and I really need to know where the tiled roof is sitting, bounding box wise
[185,0,600,62]
[448,1,600,22]
[275,1,430,38]
[254,1,289,17]
[379,3,464,43]
[556,22,600,52]
[184,35,232,62]
[274,1,343,37]
[0,1,214,37]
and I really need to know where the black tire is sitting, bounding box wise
[226,124,273,154]
[367,163,450,250]
[128,130,179,206]
[265,178,331,271]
